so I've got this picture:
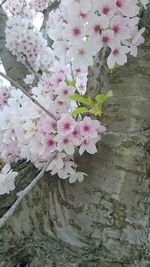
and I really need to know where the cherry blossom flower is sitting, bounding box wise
[51,160,75,179]
[57,135,75,155]
[79,137,100,155]
[110,15,131,40]
[79,116,100,138]
[44,134,56,153]
[0,164,18,195]
[95,0,115,17]
[63,18,85,42]
[57,114,76,136]
[68,41,94,68]
[47,152,66,171]
[116,0,139,17]
[69,172,87,183]
[107,45,130,69]
[123,28,145,57]
[98,30,115,51]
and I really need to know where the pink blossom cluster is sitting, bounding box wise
[0,74,106,182]
[5,17,54,71]
[47,0,145,69]
[0,0,146,189]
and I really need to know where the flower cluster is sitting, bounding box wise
[0,72,106,183]
[47,0,145,69]
[0,0,146,193]
[5,17,54,71]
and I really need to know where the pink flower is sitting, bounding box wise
[99,30,115,51]
[116,0,139,17]
[38,117,57,134]
[57,135,75,155]
[71,125,82,146]
[51,160,75,179]
[63,18,85,42]
[57,114,76,136]
[47,152,66,171]
[94,0,115,16]
[79,137,100,155]
[44,134,56,152]
[79,117,100,138]
[67,41,94,68]
[87,14,109,39]
[123,28,145,57]
[107,45,130,68]
[56,82,75,97]
[53,96,69,114]
[110,15,131,40]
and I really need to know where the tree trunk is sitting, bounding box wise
[0,6,150,267]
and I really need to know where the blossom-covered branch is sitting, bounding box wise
[0,71,55,120]
[0,0,147,186]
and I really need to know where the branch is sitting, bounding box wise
[0,0,7,7]
[0,71,56,120]
[0,153,56,228]
[41,1,60,45]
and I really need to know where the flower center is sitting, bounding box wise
[73,27,80,36]
[84,125,89,132]
[83,139,88,145]
[48,140,54,146]
[113,49,119,56]
[63,89,68,95]
[116,0,122,8]
[103,6,110,15]
[113,25,120,34]
[94,25,101,33]
[63,138,69,144]
[64,123,70,129]
[102,36,109,44]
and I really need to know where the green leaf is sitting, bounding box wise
[95,90,113,105]
[69,93,94,107]
[65,79,76,87]
[91,105,102,117]
[71,107,88,117]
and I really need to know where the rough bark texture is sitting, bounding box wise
[0,5,150,267]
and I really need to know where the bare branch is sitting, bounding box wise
[0,153,57,228]
[0,71,56,120]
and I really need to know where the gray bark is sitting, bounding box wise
[0,5,150,267]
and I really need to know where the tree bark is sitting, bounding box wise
[0,5,150,267]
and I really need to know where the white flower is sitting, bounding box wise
[69,172,87,183]
[0,164,18,195]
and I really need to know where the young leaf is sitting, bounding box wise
[65,79,76,87]
[71,107,88,117]
[69,93,94,107]
[91,105,102,117]
[95,90,113,105]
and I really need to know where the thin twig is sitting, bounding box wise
[0,154,56,228]
[0,0,7,7]
[0,71,55,120]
